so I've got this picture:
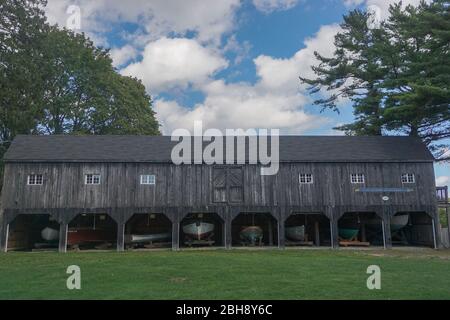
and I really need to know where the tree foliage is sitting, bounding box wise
[0,0,160,142]
[301,0,450,159]
[0,0,160,190]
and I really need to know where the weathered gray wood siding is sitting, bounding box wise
[0,162,437,210]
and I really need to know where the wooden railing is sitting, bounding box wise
[436,186,449,204]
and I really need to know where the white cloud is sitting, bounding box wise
[45,0,240,45]
[255,24,340,94]
[253,0,300,13]
[45,1,339,134]
[436,176,450,187]
[343,0,365,6]
[121,38,228,93]
[154,80,328,134]
[344,0,431,18]
[153,25,339,134]
[223,35,252,65]
[110,45,139,68]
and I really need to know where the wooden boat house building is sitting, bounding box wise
[0,135,442,252]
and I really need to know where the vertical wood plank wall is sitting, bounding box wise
[0,161,440,250]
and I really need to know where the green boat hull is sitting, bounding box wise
[240,226,263,244]
[339,228,359,240]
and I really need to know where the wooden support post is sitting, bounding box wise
[0,219,4,253]
[0,221,9,253]
[314,221,320,246]
[117,222,125,252]
[382,210,392,249]
[430,208,441,249]
[59,222,68,253]
[361,223,366,243]
[224,216,232,249]
[172,214,180,251]
[329,213,339,249]
[268,218,273,246]
[447,207,450,248]
[278,218,285,249]
[431,217,438,249]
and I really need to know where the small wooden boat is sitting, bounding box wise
[391,214,409,231]
[285,226,305,241]
[183,222,214,240]
[364,214,410,232]
[130,233,171,243]
[240,226,263,244]
[339,228,359,240]
[41,227,59,241]
[67,228,115,246]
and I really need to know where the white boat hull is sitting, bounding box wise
[41,227,59,241]
[286,226,305,241]
[130,233,171,243]
[183,222,214,240]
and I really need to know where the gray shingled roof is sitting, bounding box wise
[3,135,435,163]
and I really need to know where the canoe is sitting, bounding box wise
[67,228,115,245]
[391,214,409,231]
[130,233,171,243]
[182,222,214,240]
[286,226,305,241]
[41,227,59,241]
[240,226,263,244]
[339,228,359,240]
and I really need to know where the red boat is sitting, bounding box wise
[67,228,116,246]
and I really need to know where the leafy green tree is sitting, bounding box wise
[301,0,450,159]
[1,0,160,141]
[0,0,160,189]
[0,0,48,144]
[37,27,160,136]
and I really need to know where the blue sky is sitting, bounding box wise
[44,0,449,187]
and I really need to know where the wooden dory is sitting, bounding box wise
[182,222,214,240]
[365,214,410,231]
[338,228,359,240]
[285,226,305,241]
[390,214,409,231]
[41,227,59,241]
[129,233,171,243]
[67,228,116,245]
[240,226,263,244]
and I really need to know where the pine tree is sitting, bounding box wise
[301,0,450,159]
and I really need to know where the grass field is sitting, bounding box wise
[0,248,449,300]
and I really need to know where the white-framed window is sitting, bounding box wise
[140,174,156,185]
[401,173,415,184]
[350,173,365,184]
[299,173,313,184]
[85,174,101,185]
[28,174,43,185]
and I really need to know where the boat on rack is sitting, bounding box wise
[41,227,59,241]
[240,226,263,244]
[130,233,171,243]
[390,214,409,231]
[67,228,115,245]
[338,228,359,240]
[364,214,410,231]
[285,226,305,241]
[182,222,214,240]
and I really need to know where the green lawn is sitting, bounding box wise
[0,249,449,300]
